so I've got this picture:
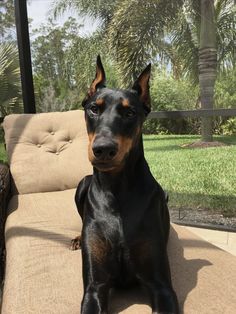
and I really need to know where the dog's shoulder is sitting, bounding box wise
[143,162,168,203]
[75,175,92,211]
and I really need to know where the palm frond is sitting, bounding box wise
[108,0,184,86]
[170,7,200,84]
[51,0,117,26]
[51,0,76,19]
[0,43,22,115]
[51,0,235,85]
[215,0,236,71]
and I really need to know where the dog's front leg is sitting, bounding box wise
[144,258,179,314]
[81,229,112,314]
[81,283,109,314]
[131,240,179,314]
[148,284,179,314]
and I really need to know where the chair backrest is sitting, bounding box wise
[3,110,92,195]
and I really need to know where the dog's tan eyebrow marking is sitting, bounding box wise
[121,98,130,107]
[96,98,104,106]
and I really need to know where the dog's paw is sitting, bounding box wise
[70,235,81,250]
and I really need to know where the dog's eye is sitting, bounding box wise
[125,108,136,118]
[89,105,99,115]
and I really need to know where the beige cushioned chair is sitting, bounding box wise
[0,110,236,313]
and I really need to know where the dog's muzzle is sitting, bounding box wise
[92,137,118,162]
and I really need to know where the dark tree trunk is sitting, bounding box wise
[198,0,217,142]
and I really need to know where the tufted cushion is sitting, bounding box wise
[3,110,92,194]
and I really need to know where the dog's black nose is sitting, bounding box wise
[92,141,118,161]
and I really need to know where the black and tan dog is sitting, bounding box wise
[72,56,179,314]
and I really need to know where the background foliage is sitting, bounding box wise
[0,0,235,216]
[0,0,235,135]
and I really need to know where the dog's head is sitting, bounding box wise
[82,56,151,172]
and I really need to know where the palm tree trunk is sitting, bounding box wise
[198,0,217,142]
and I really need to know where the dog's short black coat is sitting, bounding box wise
[72,56,179,314]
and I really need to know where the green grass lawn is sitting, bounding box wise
[143,135,236,217]
[0,135,235,216]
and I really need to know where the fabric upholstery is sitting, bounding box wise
[3,110,92,195]
[2,190,236,313]
[2,110,236,313]
[2,189,82,314]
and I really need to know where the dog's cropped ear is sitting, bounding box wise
[89,55,106,96]
[82,55,106,107]
[132,64,151,115]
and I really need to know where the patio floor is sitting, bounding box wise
[186,226,236,256]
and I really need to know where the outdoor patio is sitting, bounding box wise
[0,0,235,313]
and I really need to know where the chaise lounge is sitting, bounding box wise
[0,109,236,313]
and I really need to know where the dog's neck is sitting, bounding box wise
[92,134,148,192]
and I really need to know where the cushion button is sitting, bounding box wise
[37,144,41,148]
[56,152,59,155]
[51,132,55,135]
[69,140,72,143]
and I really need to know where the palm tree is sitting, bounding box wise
[0,43,22,116]
[198,0,217,142]
[171,0,235,141]
[170,0,235,80]
[52,0,236,141]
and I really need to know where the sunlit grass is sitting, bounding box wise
[143,135,236,216]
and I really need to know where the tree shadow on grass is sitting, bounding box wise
[145,142,236,153]
[168,191,236,219]
[216,135,236,145]
[144,144,182,152]
[143,135,236,151]
[143,135,198,141]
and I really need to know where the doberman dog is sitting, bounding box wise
[71,56,179,314]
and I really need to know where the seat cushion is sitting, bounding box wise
[2,190,236,313]
[3,110,92,194]
[2,189,83,313]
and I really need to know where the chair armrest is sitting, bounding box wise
[0,163,10,220]
[0,163,10,282]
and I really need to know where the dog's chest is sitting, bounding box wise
[102,191,146,230]
[84,187,160,283]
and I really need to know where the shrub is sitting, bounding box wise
[221,118,236,135]
[144,72,199,134]
[151,72,198,112]
[212,69,236,135]
[215,69,236,109]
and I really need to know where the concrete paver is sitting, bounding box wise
[186,226,236,256]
